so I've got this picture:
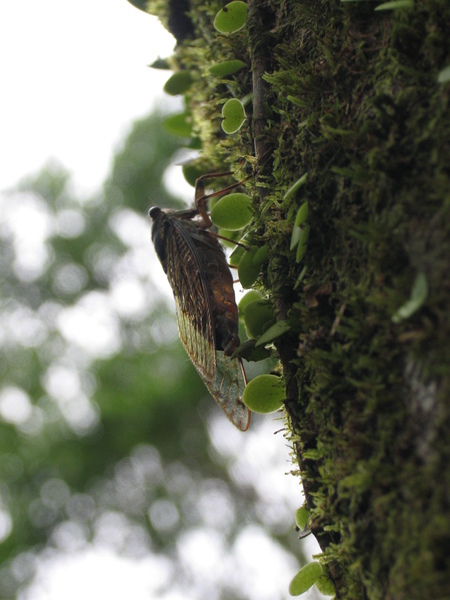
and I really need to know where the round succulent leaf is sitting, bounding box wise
[238,246,261,288]
[242,374,285,413]
[252,244,269,265]
[229,244,246,266]
[238,290,263,318]
[221,98,246,134]
[243,299,274,338]
[163,71,193,95]
[210,193,253,230]
[209,59,246,76]
[315,574,335,596]
[208,196,220,210]
[182,164,203,187]
[214,1,248,34]
[295,506,309,530]
[215,198,252,231]
[289,562,323,596]
[255,320,291,346]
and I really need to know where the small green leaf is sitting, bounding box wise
[238,290,263,317]
[296,224,310,262]
[375,0,413,9]
[210,193,253,230]
[295,506,309,530]
[232,338,272,362]
[163,71,193,95]
[149,57,171,70]
[238,246,261,288]
[214,1,248,34]
[303,448,324,460]
[255,320,291,346]
[229,244,246,266]
[296,246,307,263]
[283,173,308,200]
[240,91,253,107]
[221,98,246,134]
[294,202,309,226]
[209,59,246,76]
[163,112,192,137]
[243,299,274,338]
[392,273,428,323]
[290,226,302,251]
[242,374,285,413]
[294,266,307,290]
[287,95,306,106]
[217,229,241,247]
[289,562,322,596]
[438,65,450,84]
[315,574,336,596]
[127,0,148,12]
[253,244,269,266]
[291,205,309,250]
[182,164,203,187]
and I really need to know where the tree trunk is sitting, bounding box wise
[153,0,450,596]
[248,1,450,597]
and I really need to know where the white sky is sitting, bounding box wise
[0,0,176,195]
[0,2,324,598]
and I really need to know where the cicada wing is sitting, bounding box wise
[161,213,250,431]
[166,221,216,380]
[174,296,216,379]
[205,352,250,432]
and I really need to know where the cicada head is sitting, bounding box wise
[149,206,168,269]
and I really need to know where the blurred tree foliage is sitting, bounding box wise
[0,111,304,599]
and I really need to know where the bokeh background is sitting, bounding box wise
[0,1,322,598]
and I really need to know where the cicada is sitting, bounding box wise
[149,172,251,431]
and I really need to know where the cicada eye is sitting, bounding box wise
[149,206,161,220]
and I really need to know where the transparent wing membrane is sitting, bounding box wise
[206,352,250,431]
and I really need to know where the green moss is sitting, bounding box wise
[143,0,450,597]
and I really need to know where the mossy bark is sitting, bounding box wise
[146,0,450,597]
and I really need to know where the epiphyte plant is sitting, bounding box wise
[213,1,248,34]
